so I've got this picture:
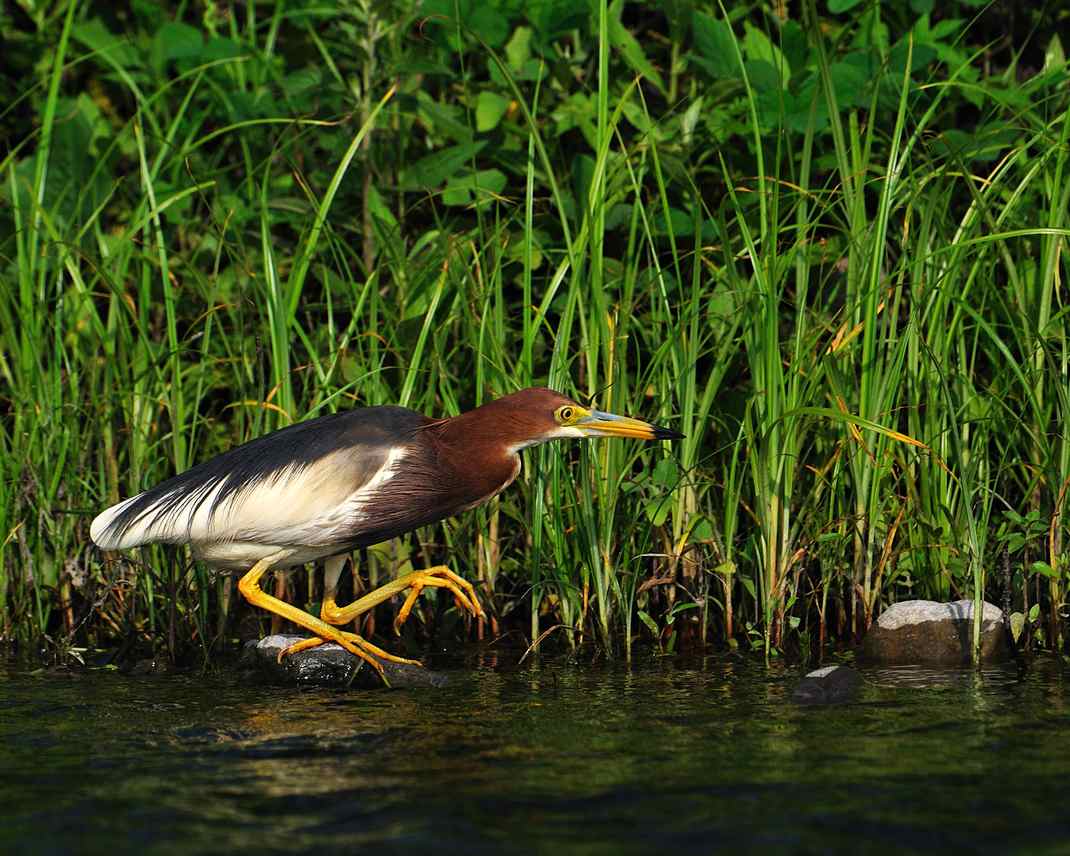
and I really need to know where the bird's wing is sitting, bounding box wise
[91,407,427,551]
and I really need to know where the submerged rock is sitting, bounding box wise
[791,665,861,705]
[862,600,1007,665]
[241,634,448,689]
[122,657,176,676]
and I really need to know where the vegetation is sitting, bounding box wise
[2,0,1069,665]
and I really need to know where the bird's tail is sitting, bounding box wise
[90,496,149,549]
[91,488,205,549]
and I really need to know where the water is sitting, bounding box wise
[2,652,1068,855]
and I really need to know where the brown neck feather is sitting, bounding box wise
[417,389,572,508]
[423,411,521,506]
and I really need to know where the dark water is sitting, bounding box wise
[2,652,1068,855]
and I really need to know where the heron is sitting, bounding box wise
[91,387,683,680]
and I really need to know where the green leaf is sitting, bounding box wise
[609,0,666,94]
[366,185,397,229]
[72,19,139,67]
[417,92,474,144]
[202,37,242,63]
[154,22,203,66]
[691,518,714,542]
[680,95,704,144]
[830,55,872,107]
[1004,533,1026,553]
[1004,509,1028,526]
[505,26,533,70]
[746,60,782,94]
[475,91,510,132]
[889,39,936,74]
[925,18,965,41]
[652,457,679,488]
[780,20,810,78]
[739,575,757,601]
[525,0,585,37]
[1028,603,1041,623]
[419,0,471,49]
[1009,612,1025,643]
[1044,34,1065,73]
[933,127,1019,164]
[441,168,507,207]
[282,68,322,99]
[983,84,1031,111]
[637,609,660,638]
[1031,561,1057,579]
[469,6,509,47]
[667,602,700,621]
[553,92,598,148]
[400,141,487,190]
[692,12,736,79]
[743,22,789,87]
[828,0,865,12]
[621,99,659,136]
[644,497,671,527]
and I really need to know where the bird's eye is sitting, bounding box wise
[559,406,574,422]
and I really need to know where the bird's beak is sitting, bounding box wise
[577,409,684,441]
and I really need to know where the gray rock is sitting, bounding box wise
[861,599,1008,665]
[241,634,449,689]
[791,665,861,705]
[123,657,175,676]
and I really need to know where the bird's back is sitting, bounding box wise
[91,406,429,555]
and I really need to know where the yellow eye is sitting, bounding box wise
[559,406,574,422]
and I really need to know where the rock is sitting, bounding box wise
[861,599,1008,665]
[123,657,175,675]
[241,635,449,689]
[791,665,861,705]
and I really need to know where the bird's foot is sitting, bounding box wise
[393,565,485,634]
[277,631,423,672]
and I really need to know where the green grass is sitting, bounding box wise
[1,0,1069,665]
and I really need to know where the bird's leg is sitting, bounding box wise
[277,555,350,658]
[280,630,422,664]
[391,566,485,634]
[278,558,483,660]
[318,562,484,634]
[276,555,423,666]
[237,551,420,677]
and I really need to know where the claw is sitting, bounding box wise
[391,566,485,633]
[278,636,328,660]
[277,630,423,672]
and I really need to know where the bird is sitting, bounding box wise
[91,387,683,680]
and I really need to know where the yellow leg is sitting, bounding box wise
[321,564,484,633]
[237,551,421,680]
[278,630,422,666]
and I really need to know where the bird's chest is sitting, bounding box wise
[417,438,519,513]
[342,444,519,545]
[454,453,521,511]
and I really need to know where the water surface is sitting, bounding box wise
[2,652,1067,854]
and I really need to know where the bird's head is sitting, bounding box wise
[476,387,684,453]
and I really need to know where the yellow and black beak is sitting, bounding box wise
[576,409,684,441]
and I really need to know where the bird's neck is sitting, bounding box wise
[429,410,525,500]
